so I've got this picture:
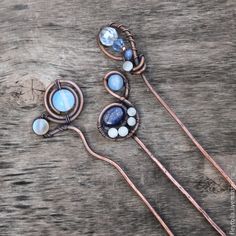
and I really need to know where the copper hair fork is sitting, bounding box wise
[97,22,236,191]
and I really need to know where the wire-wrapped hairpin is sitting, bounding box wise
[97,23,236,191]
[97,71,226,235]
[32,79,174,236]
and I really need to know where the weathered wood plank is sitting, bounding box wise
[0,0,235,235]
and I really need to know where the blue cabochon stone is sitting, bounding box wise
[52,89,75,112]
[103,106,125,126]
[108,74,124,91]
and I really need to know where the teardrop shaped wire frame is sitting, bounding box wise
[97,23,236,191]
[35,79,174,236]
[97,72,226,236]
[98,71,140,141]
[103,70,130,101]
[97,23,146,75]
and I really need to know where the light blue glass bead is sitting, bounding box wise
[99,27,118,46]
[32,118,49,136]
[124,49,133,60]
[108,74,124,91]
[112,38,125,52]
[52,89,75,112]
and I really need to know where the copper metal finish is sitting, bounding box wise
[97,71,226,235]
[140,73,236,191]
[133,135,226,236]
[97,22,236,191]
[67,125,174,236]
[35,79,174,236]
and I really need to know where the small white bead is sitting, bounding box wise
[127,107,136,117]
[122,61,133,72]
[127,117,136,126]
[118,126,129,137]
[108,128,118,138]
[32,118,49,136]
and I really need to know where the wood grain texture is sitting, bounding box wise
[0,0,235,235]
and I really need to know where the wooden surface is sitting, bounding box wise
[0,0,235,235]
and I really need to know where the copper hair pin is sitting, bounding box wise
[32,79,174,236]
[98,71,226,236]
[97,23,236,191]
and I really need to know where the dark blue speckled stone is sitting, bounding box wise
[103,106,125,126]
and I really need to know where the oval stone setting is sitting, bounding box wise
[99,27,118,46]
[52,89,75,112]
[103,106,125,126]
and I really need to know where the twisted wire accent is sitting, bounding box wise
[110,23,146,75]
[44,125,68,138]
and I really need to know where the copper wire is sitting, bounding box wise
[98,71,226,236]
[40,80,174,236]
[67,125,175,236]
[45,124,175,235]
[133,135,226,236]
[97,22,236,191]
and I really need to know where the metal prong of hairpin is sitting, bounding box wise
[32,79,174,236]
[97,23,236,192]
[97,71,226,236]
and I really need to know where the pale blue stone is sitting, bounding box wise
[108,74,124,91]
[99,27,118,46]
[32,118,49,135]
[112,38,125,52]
[123,61,133,72]
[124,49,133,60]
[52,89,75,112]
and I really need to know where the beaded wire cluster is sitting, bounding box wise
[97,71,139,140]
[97,23,236,192]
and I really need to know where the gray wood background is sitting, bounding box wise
[0,0,235,235]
